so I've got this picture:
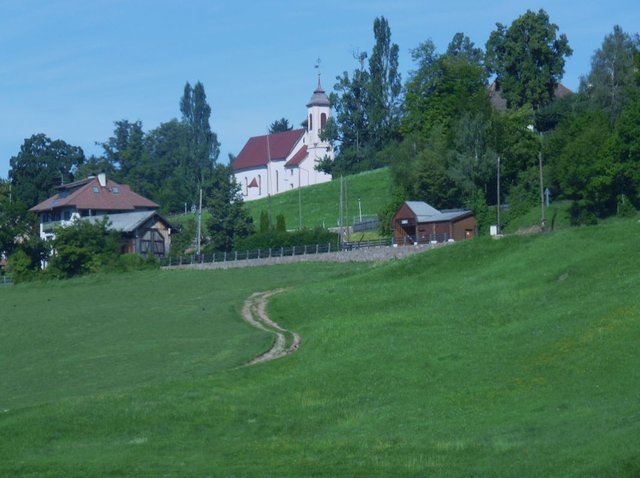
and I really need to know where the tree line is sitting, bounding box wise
[321,10,640,230]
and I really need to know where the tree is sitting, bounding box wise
[579,25,640,123]
[9,134,85,207]
[48,217,121,278]
[143,119,192,212]
[98,119,145,181]
[367,16,402,149]
[180,81,220,189]
[268,118,293,134]
[547,109,615,220]
[205,164,254,252]
[403,33,489,140]
[486,9,572,110]
[327,16,401,173]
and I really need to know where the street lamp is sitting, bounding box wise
[298,166,310,230]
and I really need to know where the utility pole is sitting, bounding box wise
[339,175,343,250]
[496,154,501,234]
[196,188,202,256]
[266,133,273,229]
[539,150,545,230]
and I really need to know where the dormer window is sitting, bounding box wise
[92,187,99,193]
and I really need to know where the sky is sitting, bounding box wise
[1,0,639,180]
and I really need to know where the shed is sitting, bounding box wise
[392,201,476,245]
[85,210,174,259]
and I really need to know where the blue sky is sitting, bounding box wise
[1,0,639,179]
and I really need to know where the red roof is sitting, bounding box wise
[29,176,159,213]
[233,128,305,171]
[285,145,308,168]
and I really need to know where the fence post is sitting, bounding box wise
[258,249,261,259]
[328,242,331,253]
[316,243,318,254]
[281,246,283,257]
[304,245,307,255]
[235,251,238,261]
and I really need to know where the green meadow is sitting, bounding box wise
[173,167,392,231]
[1,219,640,476]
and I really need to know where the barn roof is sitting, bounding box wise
[29,176,158,212]
[84,210,173,233]
[404,201,472,223]
[233,128,305,171]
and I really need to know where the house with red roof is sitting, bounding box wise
[233,77,334,201]
[30,173,174,258]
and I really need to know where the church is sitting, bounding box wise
[232,78,334,201]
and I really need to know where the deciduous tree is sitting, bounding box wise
[486,9,572,110]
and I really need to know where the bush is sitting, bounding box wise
[235,228,339,251]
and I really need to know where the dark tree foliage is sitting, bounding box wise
[180,81,221,188]
[327,16,401,174]
[98,119,145,181]
[486,9,572,110]
[579,25,640,123]
[205,164,254,252]
[403,33,489,140]
[268,118,293,134]
[9,134,85,207]
[48,217,121,279]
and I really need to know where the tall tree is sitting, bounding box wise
[9,134,85,207]
[327,16,401,173]
[579,25,640,123]
[99,120,145,181]
[485,9,572,110]
[205,164,254,252]
[403,33,489,140]
[268,118,293,134]
[180,81,220,189]
[367,16,402,149]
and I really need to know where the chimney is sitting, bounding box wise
[97,173,107,187]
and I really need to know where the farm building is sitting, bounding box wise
[392,201,476,245]
[232,76,333,201]
[29,173,174,258]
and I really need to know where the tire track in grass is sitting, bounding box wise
[241,289,301,365]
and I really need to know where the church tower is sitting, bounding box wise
[306,76,333,164]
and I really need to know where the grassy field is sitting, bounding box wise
[2,220,640,476]
[172,167,392,231]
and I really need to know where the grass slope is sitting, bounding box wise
[172,168,392,231]
[2,220,640,476]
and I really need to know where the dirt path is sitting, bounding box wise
[240,289,301,366]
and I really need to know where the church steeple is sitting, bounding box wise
[306,75,331,146]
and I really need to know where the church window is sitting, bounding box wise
[309,114,313,131]
[321,113,327,129]
[276,170,279,192]
[258,175,262,195]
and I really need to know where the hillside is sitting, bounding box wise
[1,220,639,476]
[172,167,392,231]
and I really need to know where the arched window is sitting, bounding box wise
[244,177,248,196]
[321,112,327,130]
[275,170,279,192]
[258,175,262,195]
[309,114,313,131]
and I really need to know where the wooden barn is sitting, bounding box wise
[392,201,476,245]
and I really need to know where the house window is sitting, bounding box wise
[63,211,71,221]
[111,187,119,194]
[321,112,327,129]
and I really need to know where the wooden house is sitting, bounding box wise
[392,201,476,245]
